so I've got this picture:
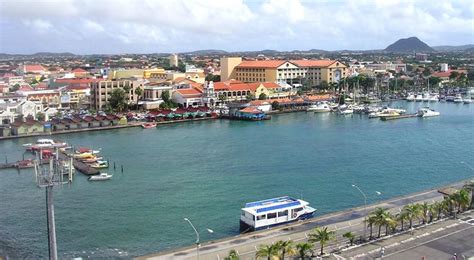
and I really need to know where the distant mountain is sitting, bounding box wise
[432,44,474,52]
[183,49,228,55]
[0,52,77,59]
[385,37,434,53]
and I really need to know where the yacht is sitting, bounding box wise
[406,94,415,102]
[338,108,354,115]
[309,102,331,113]
[88,173,113,181]
[368,108,406,118]
[428,94,439,102]
[415,94,423,102]
[240,196,316,232]
[422,93,431,102]
[463,96,472,104]
[417,108,440,117]
[454,94,463,103]
[90,160,109,169]
[24,139,68,151]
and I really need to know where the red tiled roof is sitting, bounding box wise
[237,60,286,69]
[291,60,337,67]
[19,86,34,91]
[55,78,100,84]
[213,80,244,91]
[176,87,202,96]
[249,100,270,106]
[72,68,87,73]
[431,70,466,78]
[239,106,263,114]
[24,64,46,72]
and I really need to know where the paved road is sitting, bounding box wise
[338,210,474,260]
[137,182,467,260]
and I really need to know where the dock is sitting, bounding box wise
[58,151,99,176]
[380,113,418,121]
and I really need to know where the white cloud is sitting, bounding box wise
[1,0,473,53]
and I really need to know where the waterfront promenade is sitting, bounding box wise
[137,181,468,260]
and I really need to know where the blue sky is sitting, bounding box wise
[0,0,473,54]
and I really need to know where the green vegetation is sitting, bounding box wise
[308,226,335,255]
[36,112,45,121]
[205,74,221,82]
[295,242,313,259]
[258,93,267,100]
[342,232,355,246]
[159,90,178,109]
[109,88,128,112]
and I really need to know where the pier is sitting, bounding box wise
[380,113,418,121]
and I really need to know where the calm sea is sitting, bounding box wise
[0,101,473,258]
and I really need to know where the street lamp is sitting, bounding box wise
[184,218,214,260]
[352,184,368,240]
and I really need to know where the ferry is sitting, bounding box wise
[240,196,316,233]
[24,139,68,151]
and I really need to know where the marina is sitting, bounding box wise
[0,100,473,258]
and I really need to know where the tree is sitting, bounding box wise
[205,74,221,82]
[397,212,409,231]
[463,180,474,209]
[109,88,127,112]
[342,232,355,246]
[258,93,267,100]
[275,240,296,259]
[319,81,329,90]
[255,244,279,260]
[295,242,313,259]
[246,93,255,101]
[161,90,170,103]
[449,71,460,80]
[134,87,143,108]
[11,83,20,92]
[271,101,280,110]
[308,227,335,256]
[402,204,421,229]
[370,207,388,238]
[224,249,239,260]
[36,112,45,122]
[429,77,442,87]
[366,215,377,239]
[420,202,430,224]
[39,75,46,82]
[31,78,39,84]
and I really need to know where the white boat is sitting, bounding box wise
[24,139,68,151]
[428,94,439,102]
[240,196,316,232]
[308,102,331,113]
[463,96,472,104]
[454,94,463,103]
[417,108,440,117]
[338,108,354,115]
[422,93,431,102]
[415,94,423,102]
[88,172,113,181]
[369,108,406,118]
[406,94,415,102]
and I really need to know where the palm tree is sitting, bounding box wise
[463,180,474,209]
[366,215,377,240]
[384,212,398,236]
[308,227,335,256]
[457,189,470,213]
[225,249,239,260]
[342,232,355,246]
[274,240,296,259]
[370,207,387,238]
[397,211,409,231]
[402,204,421,229]
[134,87,143,109]
[420,202,430,224]
[295,242,313,260]
[256,244,279,260]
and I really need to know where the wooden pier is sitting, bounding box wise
[380,113,418,121]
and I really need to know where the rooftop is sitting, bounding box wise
[243,196,302,214]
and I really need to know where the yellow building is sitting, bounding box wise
[143,68,165,79]
[221,58,348,86]
[91,79,144,110]
[108,69,144,80]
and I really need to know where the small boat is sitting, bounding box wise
[308,102,331,113]
[428,94,439,102]
[415,94,423,102]
[90,160,109,169]
[88,172,113,181]
[454,94,463,103]
[338,108,353,115]
[81,157,103,163]
[24,139,68,151]
[73,152,95,159]
[406,94,415,102]
[240,196,316,232]
[142,123,157,129]
[417,107,440,117]
[76,147,101,154]
[422,93,431,102]
[463,97,472,104]
[369,109,402,119]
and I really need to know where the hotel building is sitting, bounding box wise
[220,57,348,86]
[91,79,143,110]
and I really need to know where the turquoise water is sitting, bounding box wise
[0,101,473,258]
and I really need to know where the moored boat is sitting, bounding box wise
[308,102,331,113]
[142,123,157,129]
[454,94,463,103]
[90,160,109,169]
[406,94,415,102]
[240,196,316,232]
[417,107,440,117]
[463,96,472,104]
[24,139,68,151]
[88,172,113,181]
[415,94,423,102]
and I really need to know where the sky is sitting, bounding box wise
[0,0,473,54]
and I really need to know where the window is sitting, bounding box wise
[267,213,277,219]
[278,210,288,217]
[257,215,266,220]
[295,207,303,212]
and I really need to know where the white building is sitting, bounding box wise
[440,63,449,72]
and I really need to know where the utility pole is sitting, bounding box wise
[34,148,69,260]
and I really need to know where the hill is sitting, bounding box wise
[432,44,474,52]
[384,37,434,53]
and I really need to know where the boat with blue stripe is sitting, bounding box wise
[240,196,317,232]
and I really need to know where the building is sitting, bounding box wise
[141,82,173,109]
[72,68,89,78]
[18,64,48,75]
[220,57,243,81]
[144,68,166,79]
[415,53,428,61]
[0,100,43,123]
[440,63,449,72]
[108,69,144,80]
[172,86,204,108]
[20,90,61,108]
[91,79,144,110]
[221,57,347,86]
[169,54,178,68]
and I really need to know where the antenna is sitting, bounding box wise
[34,147,69,260]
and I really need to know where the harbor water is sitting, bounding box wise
[0,101,473,258]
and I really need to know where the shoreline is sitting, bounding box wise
[0,117,214,140]
[136,178,472,259]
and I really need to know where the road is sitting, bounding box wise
[137,182,468,260]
